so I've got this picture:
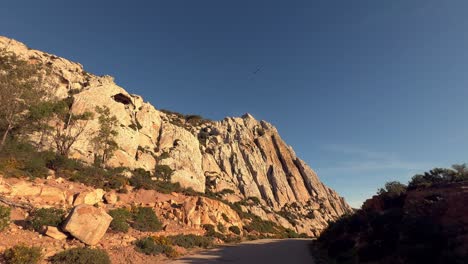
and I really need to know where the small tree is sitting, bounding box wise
[377,181,407,198]
[50,98,93,157]
[0,50,46,148]
[155,165,174,182]
[92,106,119,167]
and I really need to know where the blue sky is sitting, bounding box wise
[2,1,468,207]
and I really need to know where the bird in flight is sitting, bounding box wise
[253,67,261,74]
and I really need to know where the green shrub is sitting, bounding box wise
[4,245,42,264]
[167,234,213,248]
[154,165,173,182]
[128,169,153,189]
[219,189,235,195]
[244,217,278,234]
[28,208,65,233]
[50,248,110,264]
[158,152,170,160]
[223,235,242,243]
[129,169,182,194]
[247,196,261,205]
[108,208,131,233]
[221,213,229,222]
[229,226,241,235]
[131,207,163,232]
[217,223,226,233]
[0,205,11,231]
[377,181,407,197]
[203,224,216,236]
[0,140,54,178]
[134,237,178,258]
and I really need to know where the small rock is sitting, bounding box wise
[55,177,64,183]
[45,226,68,240]
[73,189,105,206]
[103,191,118,205]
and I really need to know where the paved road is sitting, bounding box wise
[169,239,315,264]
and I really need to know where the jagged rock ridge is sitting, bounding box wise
[0,36,352,236]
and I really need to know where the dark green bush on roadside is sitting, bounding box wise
[134,236,178,258]
[131,207,163,232]
[0,205,11,231]
[50,248,110,264]
[28,208,66,233]
[167,234,213,248]
[229,225,241,235]
[244,217,278,234]
[4,245,42,264]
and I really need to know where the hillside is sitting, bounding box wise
[315,166,468,264]
[0,36,351,262]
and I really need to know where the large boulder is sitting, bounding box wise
[63,204,112,245]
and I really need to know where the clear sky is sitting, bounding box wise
[2,0,468,207]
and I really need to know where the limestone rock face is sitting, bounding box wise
[181,197,243,231]
[63,204,112,245]
[0,36,352,236]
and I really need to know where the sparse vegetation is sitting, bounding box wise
[221,213,229,222]
[92,106,119,167]
[28,208,66,233]
[129,168,183,194]
[3,245,42,264]
[229,225,241,235]
[0,50,47,149]
[134,236,178,258]
[50,248,111,264]
[408,165,468,190]
[0,205,11,231]
[108,208,132,233]
[154,164,174,182]
[131,207,163,232]
[217,222,226,233]
[167,234,213,248]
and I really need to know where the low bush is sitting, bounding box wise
[28,208,66,233]
[3,245,42,264]
[131,207,163,232]
[108,208,131,233]
[221,213,229,222]
[223,235,242,243]
[129,169,183,194]
[134,236,178,258]
[167,234,213,249]
[229,225,241,235]
[202,224,227,241]
[154,165,173,182]
[244,217,278,234]
[0,205,11,231]
[50,248,110,264]
[217,223,226,233]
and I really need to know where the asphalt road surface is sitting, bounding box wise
[169,239,315,264]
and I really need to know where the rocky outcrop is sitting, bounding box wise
[0,36,352,236]
[63,204,113,245]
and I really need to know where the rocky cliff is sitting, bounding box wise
[0,36,351,236]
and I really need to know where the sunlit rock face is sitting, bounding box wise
[0,36,352,236]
